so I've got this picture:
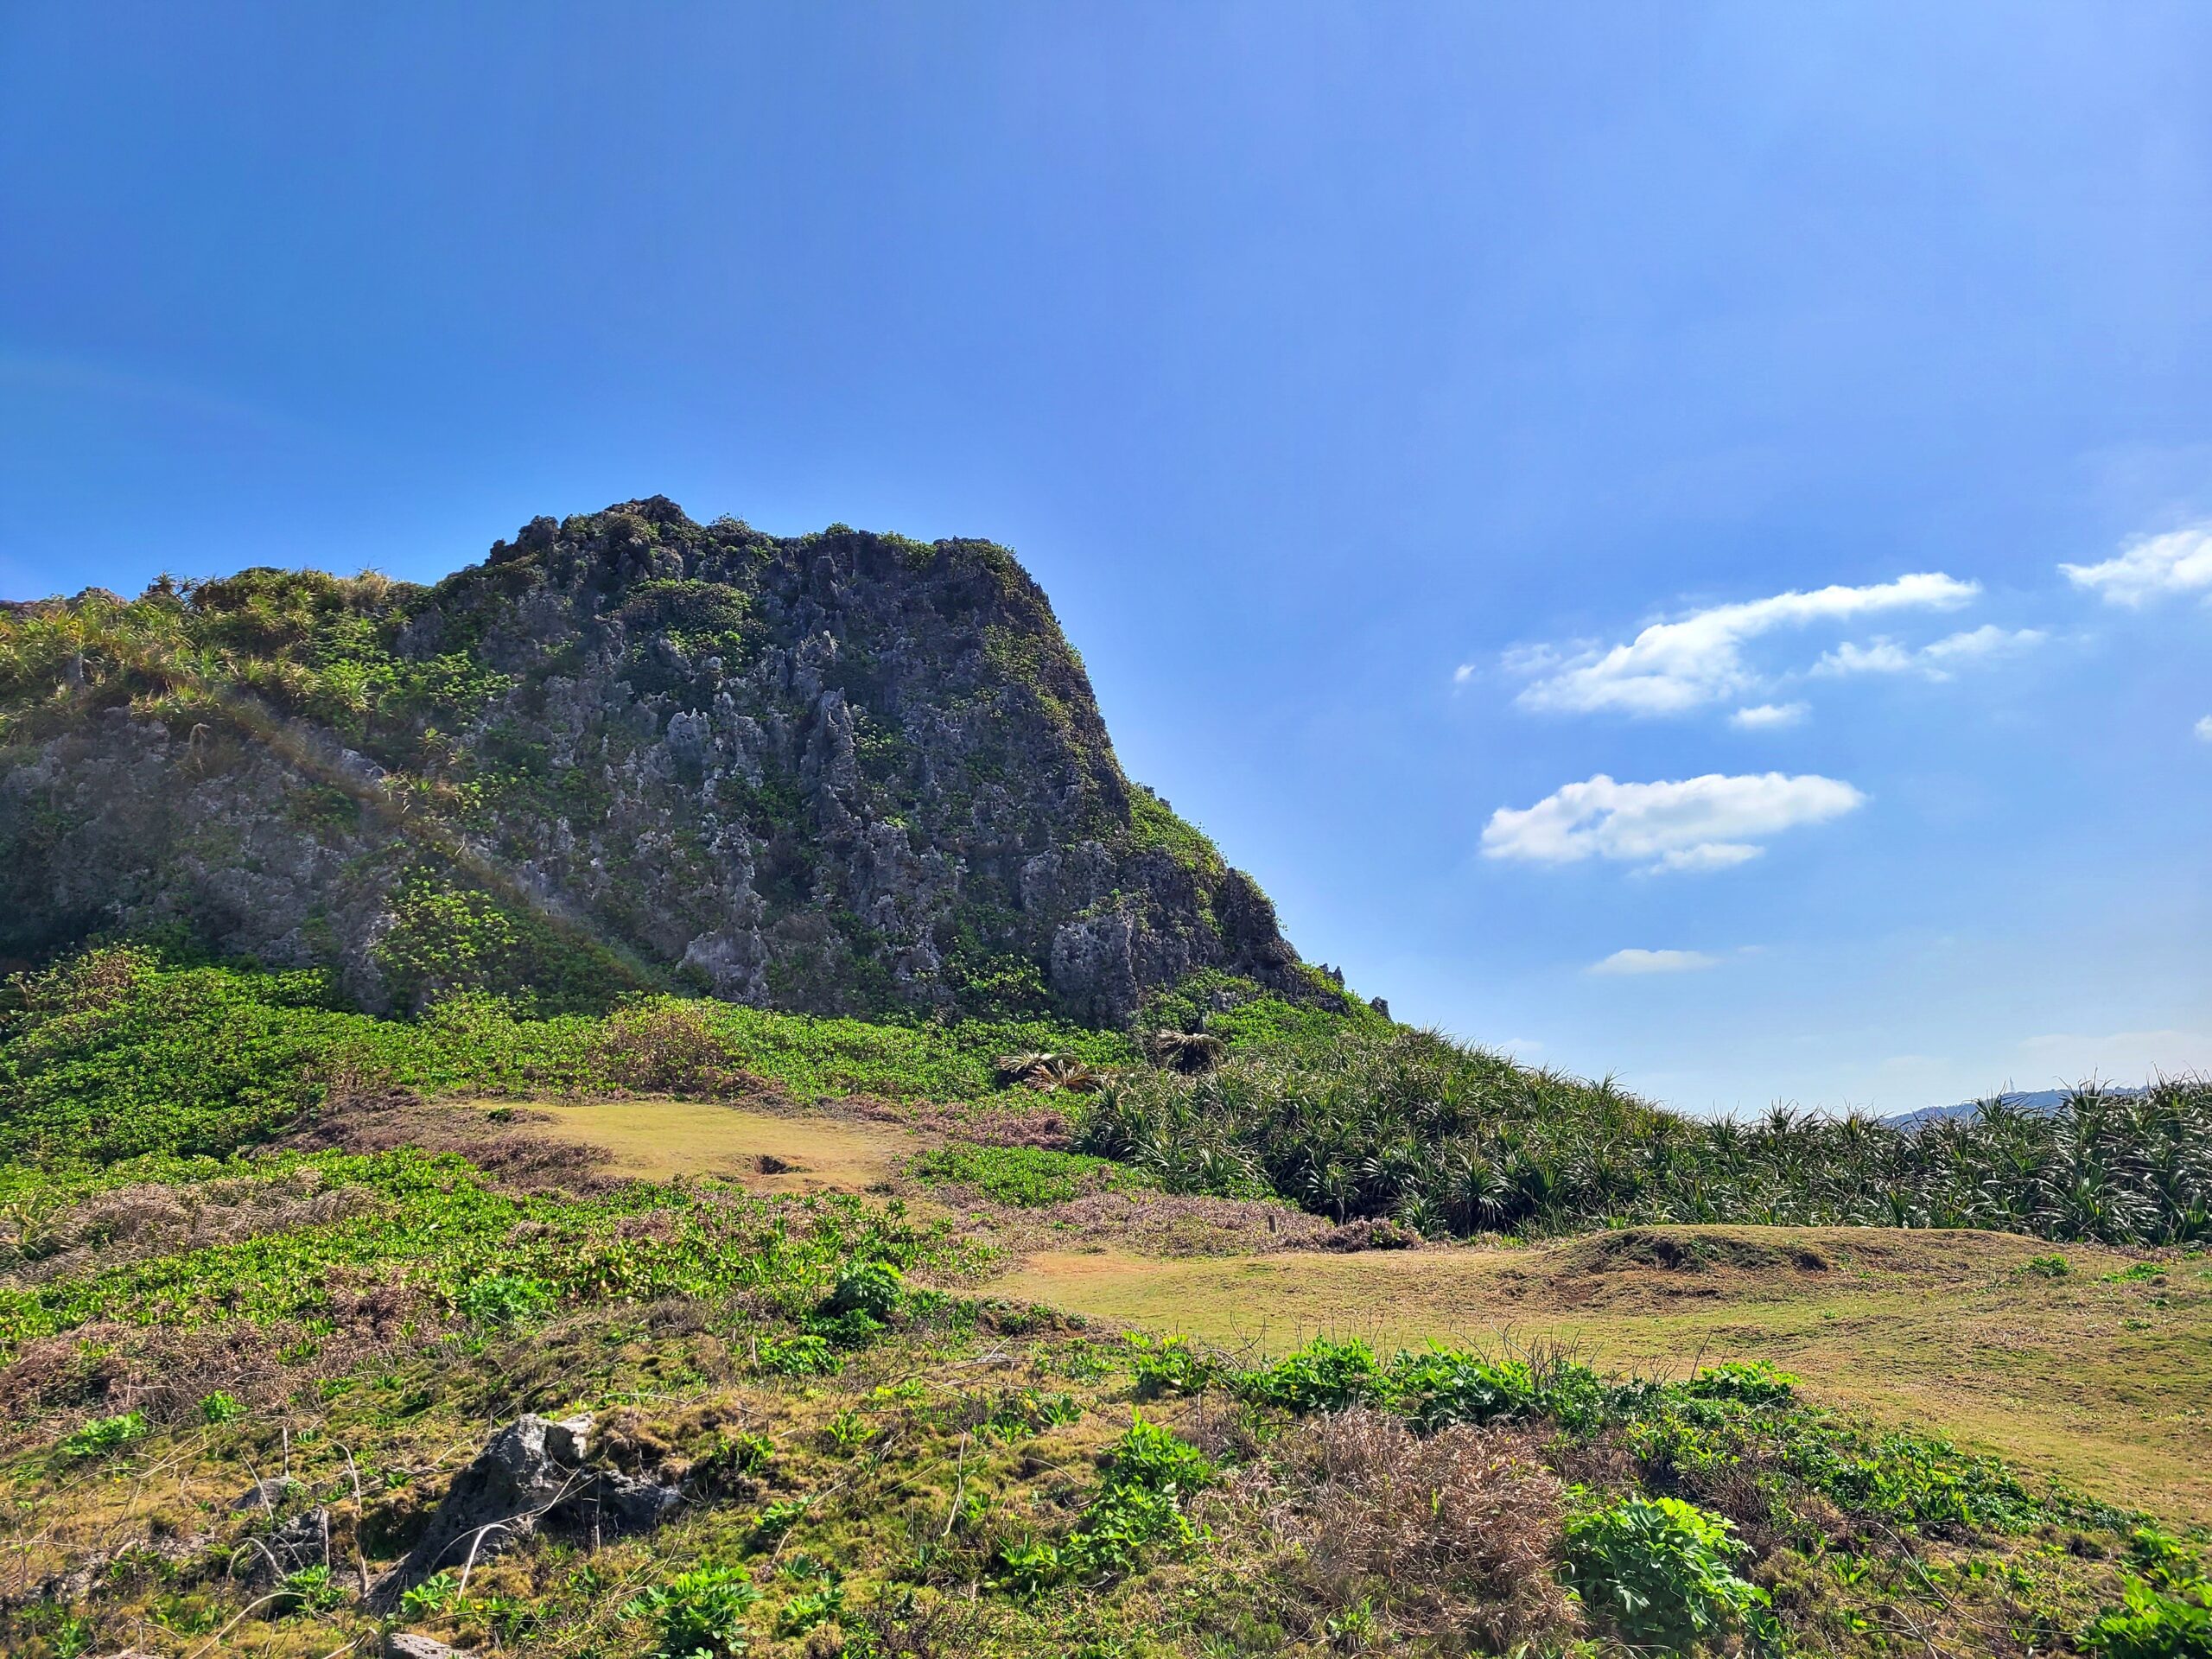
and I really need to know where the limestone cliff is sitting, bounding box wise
[0,499,1310,1022]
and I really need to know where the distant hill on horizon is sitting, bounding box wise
[1887,1084,2148,1129]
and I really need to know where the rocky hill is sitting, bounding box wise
[0,499,1315,1021]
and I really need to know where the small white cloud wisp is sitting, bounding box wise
[2062,524,2212,607]
[1510,573,1978,716]
[1812,625,2047,681]
[1589,948,1719,976]
[1480,772,1867,874]
[2197,715,2212,743]
[1729,702,1808,730]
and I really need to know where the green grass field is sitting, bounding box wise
[8,954,2212,1658]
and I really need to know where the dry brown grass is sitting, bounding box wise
[591,1000,764,1095]
[836,1091,1080,1150]
[5,1168,379,1287]
[285,1086,617,1193]
[953,1191,1335,1262]
[1222,1408,1578,1653]
[513,1097,916,1193]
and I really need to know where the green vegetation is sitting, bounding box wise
[1565,1494,1783,1656]
[0,946,1132,1165]
[621,1562,761,1658]
[2083,1530,2212,1658]
[1083,1020,2212,1244]
[908,1141,1143,1206]
[0,1027,2196,1658]
[57,1408,145,1459]
[0,936,2206,1655]
[0,1145,961,1357]
[997,1412,1217,1592]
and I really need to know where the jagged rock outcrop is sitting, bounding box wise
[372,1412,679,1605]
[0,499,1313,1023]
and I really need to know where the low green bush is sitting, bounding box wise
[999,1412,1215,1592]
[1563,1493,1783,1656]
[1127,1334,1220,1400]
[756,1334,842,1376]
[197,1390,245,1424]
[1236,1337,1389,1414]
[775,1573,846,1636]
[1389,1345,1622,1433]
[276,1565,345,1616]
[2083,1576,2212,1657]
[821,1259,905,1321]
[2082,1530,2212,1658]
[456,1272,555,1327]
[621,1562,760,1659]
[60,1410,145,1459]
[907,1141,1137,1206]
[2104,1262,2170,1284]
[1685,1358,1799,1407]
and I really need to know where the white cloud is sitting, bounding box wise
[1512,573,1978,716]
[1590,948,1719,976]
[2197,715,2212,743]
[1652,842,1764,872]
[1923,624,2047,664]
[2062,524,2212,607]
[1812,625,2047,681]
[1480,772,1867,874]
[1813,639,1913,676]
[1729,702,1807,730]
[1452,663,1475,685]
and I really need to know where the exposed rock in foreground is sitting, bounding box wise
[372,1412,682,1607]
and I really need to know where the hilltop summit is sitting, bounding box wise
[0,499,1313,1021]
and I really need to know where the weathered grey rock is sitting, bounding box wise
[230,1476,302,1512]
[385,1636,478,1659]
[1,501,1323,1025]
[370,1412,678,1607]
[264,1508,330,1575]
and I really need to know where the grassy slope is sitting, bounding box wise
[997,1230,2212,1526]
[8,952,2212,1657]
[451,1097,2212,1525]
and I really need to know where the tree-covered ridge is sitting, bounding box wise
[0,501,1313,1025]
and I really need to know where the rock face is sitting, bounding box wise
[0,499,1311,1022]
[374,1412,680,1605]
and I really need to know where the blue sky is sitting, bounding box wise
[3,3,2208,1114]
